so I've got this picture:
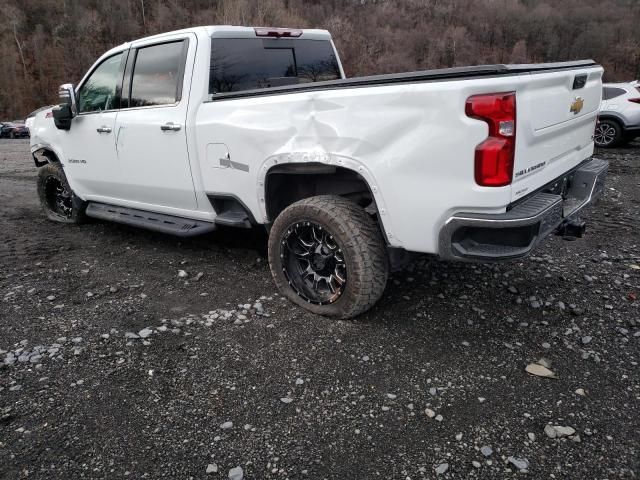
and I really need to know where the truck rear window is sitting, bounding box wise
[209,38,341,94]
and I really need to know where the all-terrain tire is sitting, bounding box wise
[268,195,389,319]
[37,162,87,224]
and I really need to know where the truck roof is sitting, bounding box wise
[206,25,332,41]
[105,26,332,56]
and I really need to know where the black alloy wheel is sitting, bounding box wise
[37,161,87,224]
[268,195,388,319]
[43,175,73,219]
[280,221,347,305]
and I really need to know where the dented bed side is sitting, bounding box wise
[187,27,602,254]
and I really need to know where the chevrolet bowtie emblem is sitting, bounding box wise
[570,97,584,115]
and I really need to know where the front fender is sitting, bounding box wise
[29,108,65,167]
[31,142,66,168]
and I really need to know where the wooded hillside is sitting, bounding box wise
[1,0,638,119]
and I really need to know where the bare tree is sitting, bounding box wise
[0,0,639,118]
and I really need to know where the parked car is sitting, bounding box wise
[28,26,607,318]
[0,121,30,138]
[595,82,640,147]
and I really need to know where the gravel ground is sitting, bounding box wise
[0,138,638,479]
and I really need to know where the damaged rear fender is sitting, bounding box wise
[257,151,400,247]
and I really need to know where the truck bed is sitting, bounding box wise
[206,60,598,101]
[196,57,602,254]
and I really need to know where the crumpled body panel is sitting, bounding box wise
[195,78,516,253]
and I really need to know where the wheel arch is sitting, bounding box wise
[31,145,61,168]
[32,145,87,202]
[259,153,398,246]
[597,114,626,129]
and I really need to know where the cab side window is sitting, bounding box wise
[129,41,187,108]
[77,53,124,113]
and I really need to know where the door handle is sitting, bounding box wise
[160,122,182,132]
[96,126,112,133]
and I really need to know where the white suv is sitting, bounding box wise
[595,82,640,147]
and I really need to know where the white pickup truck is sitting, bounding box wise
[28,26,608,318]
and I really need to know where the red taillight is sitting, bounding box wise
[254,27,302,38]
[465,92,516,187]
[628,98,640,104]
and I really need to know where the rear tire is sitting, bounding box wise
[268,195,388,319]
[37,162,87,224]
[594,119,622,148]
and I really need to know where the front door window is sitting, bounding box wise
[77,53,124,113]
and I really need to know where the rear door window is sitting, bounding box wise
[602,87,627,101]
[209,38,341,94]
[129,40,187,107]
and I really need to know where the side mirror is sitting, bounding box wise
[52,83,77,131]
[59,83,78,114]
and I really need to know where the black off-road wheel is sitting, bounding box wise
[37,162,87,224]
[268,195,389,319]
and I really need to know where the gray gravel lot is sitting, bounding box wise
[1,138,639,479]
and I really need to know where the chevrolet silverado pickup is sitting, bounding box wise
[28,26,608,318]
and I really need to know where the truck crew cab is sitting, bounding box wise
[29,26,608,318]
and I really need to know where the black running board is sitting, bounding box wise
[86,203,216,237]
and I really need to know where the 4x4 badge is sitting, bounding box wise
[570,97,584,114]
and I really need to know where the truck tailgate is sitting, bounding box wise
[511,66,603,201]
